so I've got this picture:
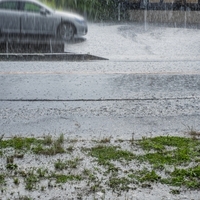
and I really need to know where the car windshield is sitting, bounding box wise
[37,0,54,13]
[19,0,54,13]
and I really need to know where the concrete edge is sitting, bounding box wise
[0,53,108,61]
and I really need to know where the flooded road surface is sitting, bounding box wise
[1,23,200,139]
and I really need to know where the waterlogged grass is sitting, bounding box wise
[0,135,200,197]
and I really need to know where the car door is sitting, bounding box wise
[0,1,21,34]
[20,1,59,35]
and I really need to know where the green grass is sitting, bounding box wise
[25,170,39,190]
[13,177,20,185]
[6,163,18,170]
[82,168,97,182]
[108,177,131,191]
[0,137,42,151]
[54,158,81,170]
[53,174,82,183]
[1,135,200,195]
[88,145,135,164]
[161,165,200,189]
[138,136,198,151]
[128,169,161,183]
[99,137,111,143]
[137,136,200,169]
[17,196,32,200]
[87,145,135,174]
[0,134,65,155]
[32,141,65,155]
[0,174,5,185]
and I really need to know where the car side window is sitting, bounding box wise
[23,2,41,13]
[0,1,18,10]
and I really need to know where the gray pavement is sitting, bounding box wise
[1,22,200,139]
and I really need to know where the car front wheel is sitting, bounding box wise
[57,23,75,41]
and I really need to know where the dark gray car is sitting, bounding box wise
[0,0,88,41]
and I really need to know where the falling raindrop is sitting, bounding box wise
[50,39,52,53]
[6,41,8,57]
[118,2,121,21]
[184,10,187,28]
[144,8,147,31]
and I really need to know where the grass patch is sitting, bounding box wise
[99,137,111,143]
[128,169,161,183]
[1,135,200,197]
[17,196,32,200]
[66,145,74,153]
[139,136,197,151]
[43,135,53,145]
[88,145,135,164]
[13,177,20,185]
[0,137,43,151]
[137,136,200,168]
[6,163,18,170]
[108,177,132,191]
[54,158,80,170]
[87,145,134,174]
[0,134,65,155]
[109,169,161,191]
[53,174,82,183]
[0,174,5,185]
[82,168,98,182]
[25,170,39,190]
[32,141,65,155]
[161,165,200,189]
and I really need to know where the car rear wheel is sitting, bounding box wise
[57,23,75,41]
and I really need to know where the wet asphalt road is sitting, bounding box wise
[1,22,200,139]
